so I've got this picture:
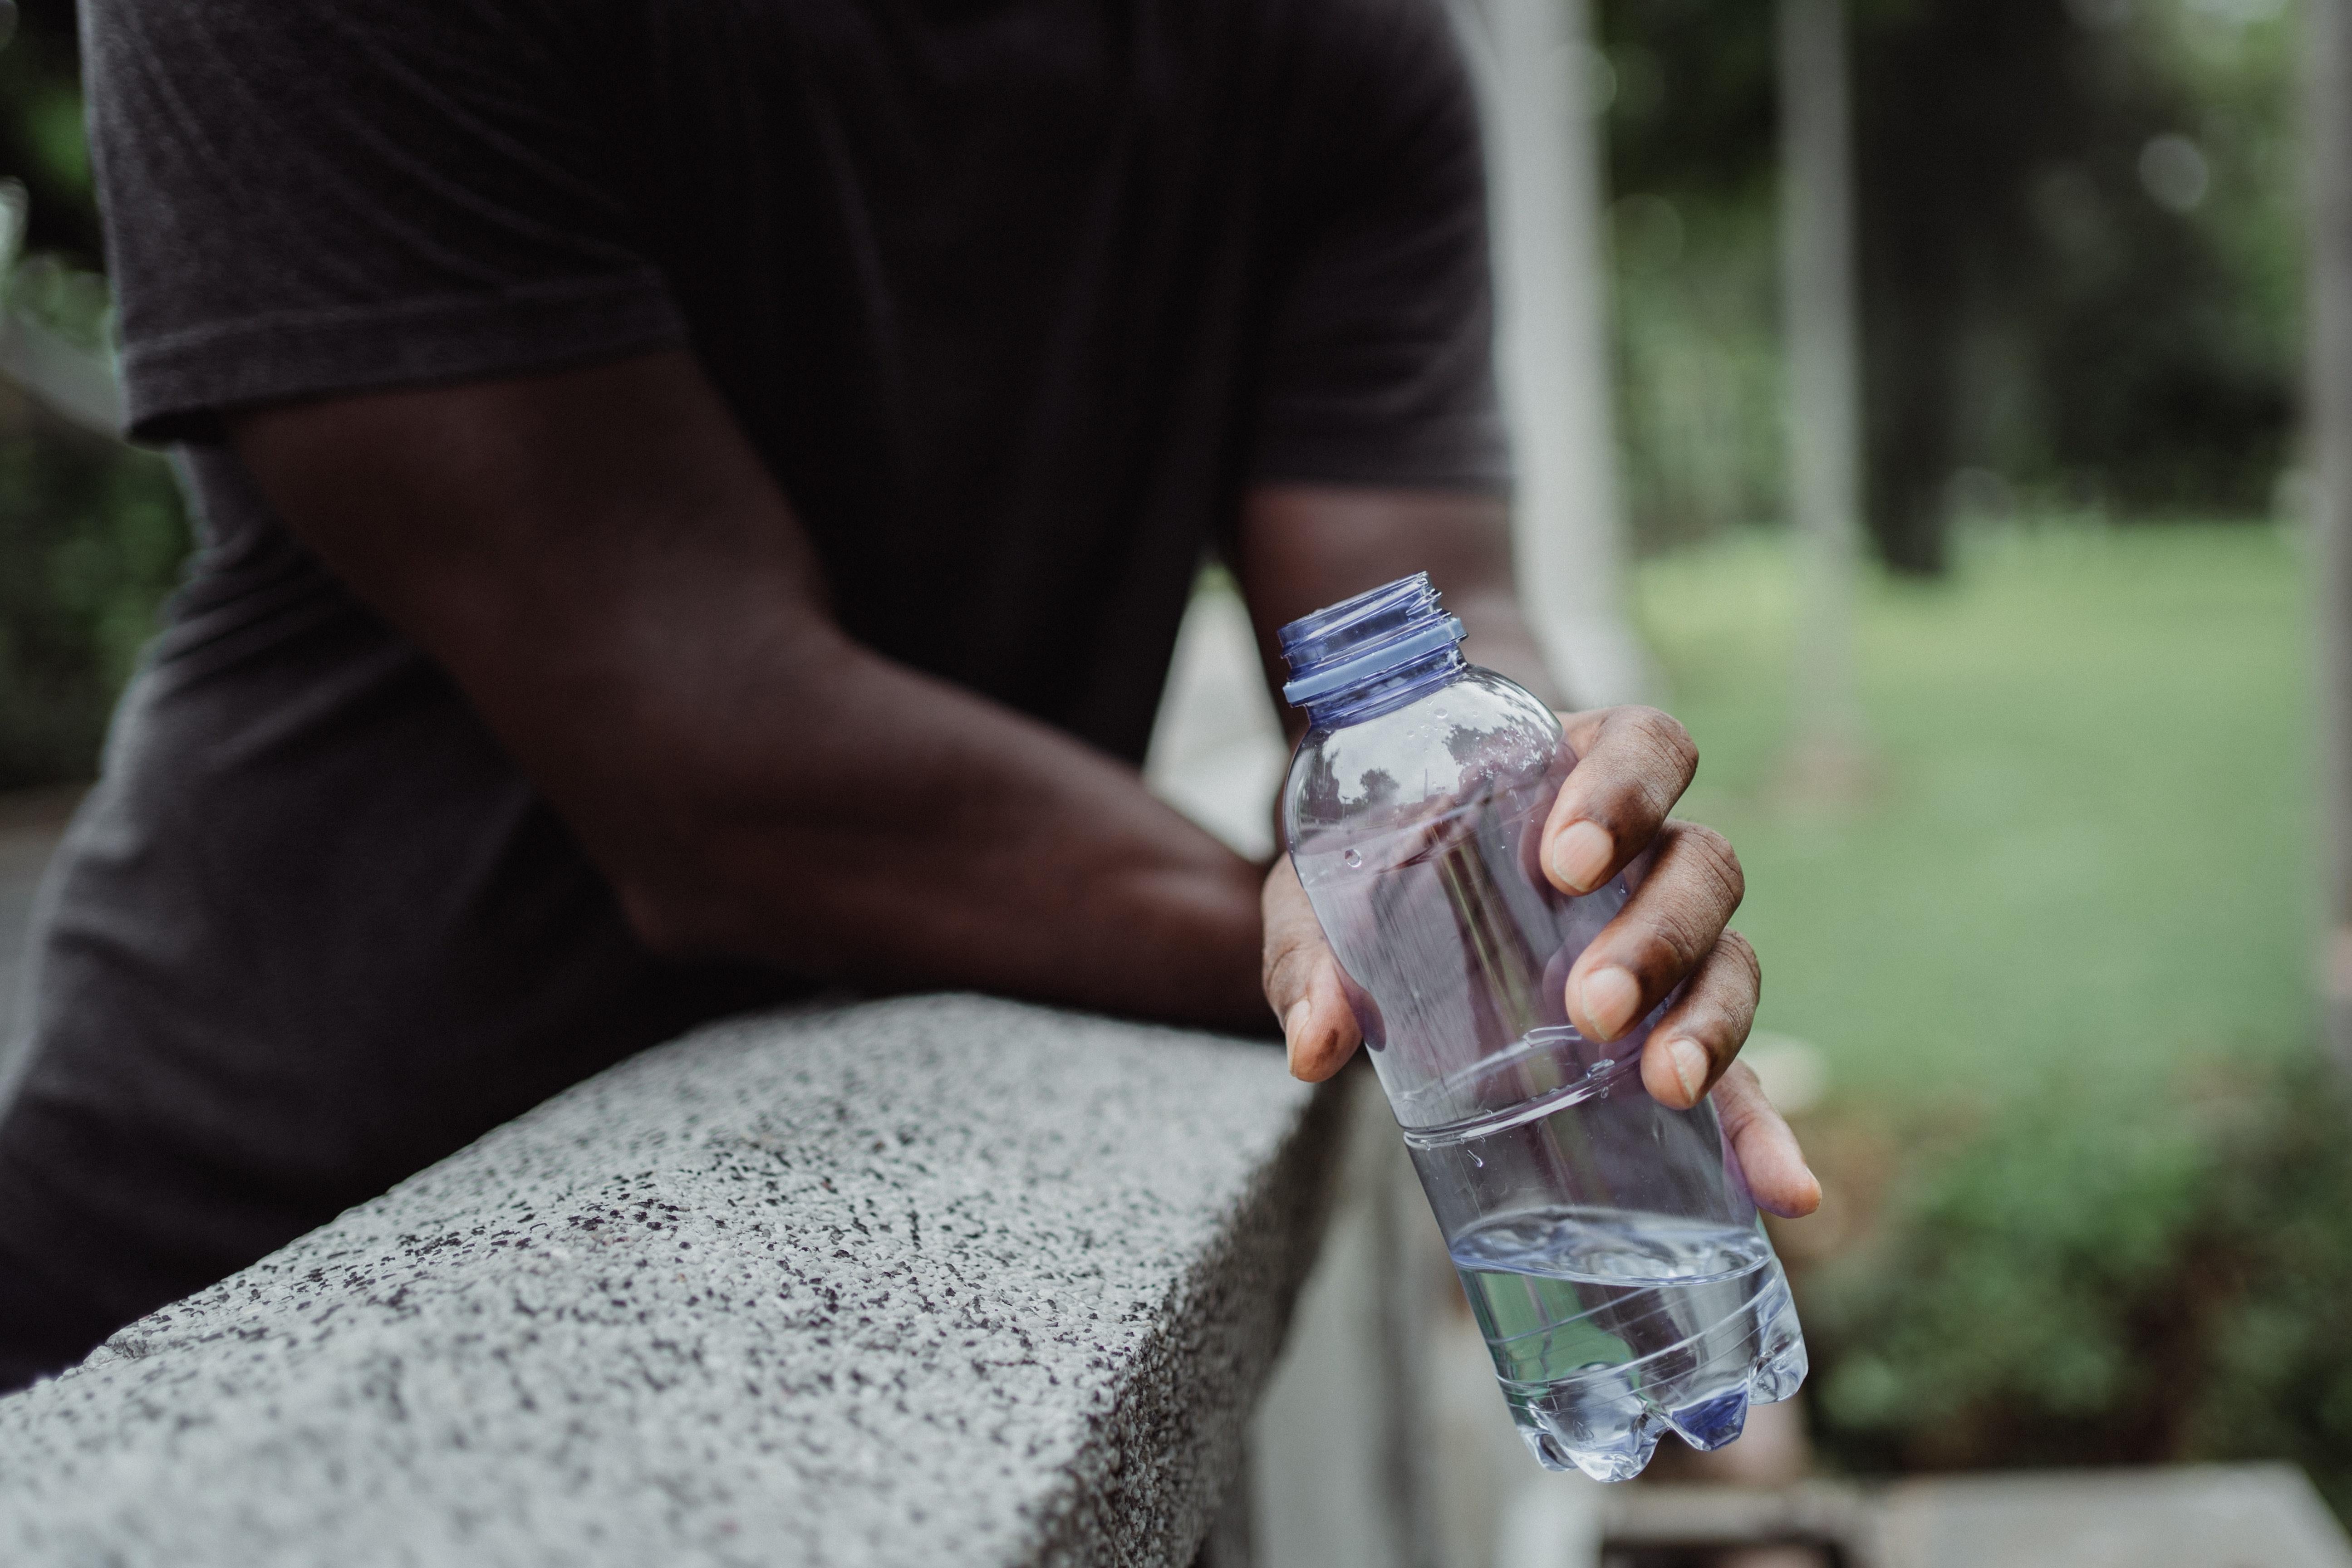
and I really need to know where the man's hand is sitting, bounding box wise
[1260,704,1821,1220]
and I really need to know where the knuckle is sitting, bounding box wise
[1672,821,1746,911]
[1263,928,1336,1012]
[1680,939,1760,1050]
[1260,936,1304,1000]
[1619,706,1699,797]
[1703,992,1755,1057]
[1641,902,1717,978]
[1711,1061,1769,1125]
[1718,928,1763,991]
[1650,708,1701,774]
[1577,712,1695,833]
[1691,954,1755,1023]
[1666,997,1741,1061]
[1616,827,1749,989]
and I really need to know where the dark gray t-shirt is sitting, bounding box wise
[0,0,1505,1330]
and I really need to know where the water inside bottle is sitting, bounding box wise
[1443,1198,1807,1481]
[1293,783,1625,1128]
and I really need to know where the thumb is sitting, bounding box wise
[1260,858,1364,1082]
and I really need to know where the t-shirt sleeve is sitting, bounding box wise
[1249,0,1511,494]
[85,0,686,443]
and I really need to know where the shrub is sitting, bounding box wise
[1802,1054,2352,1518]
[0,401,187,787]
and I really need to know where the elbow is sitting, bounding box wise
[614,873,722,960]
[608,846,847,977]
[601,808,774,963]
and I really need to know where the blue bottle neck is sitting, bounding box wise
[1278,572,1470,729]
[1297,644,1468,728]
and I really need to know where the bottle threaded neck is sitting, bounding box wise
[1278,573,1466,717]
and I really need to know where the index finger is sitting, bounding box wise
[1542,706,1701,896]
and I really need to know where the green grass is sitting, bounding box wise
[1634,521,2319,1106]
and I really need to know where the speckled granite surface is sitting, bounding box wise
[0,993,1337,1568]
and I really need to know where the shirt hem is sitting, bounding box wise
[120,270,690,444]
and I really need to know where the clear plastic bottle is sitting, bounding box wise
[1277,573,1806,1482]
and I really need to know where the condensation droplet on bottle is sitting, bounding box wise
[1470,1150,1484,1168]
[1343,848,1363,868]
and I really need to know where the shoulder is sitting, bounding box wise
[1279,0,1477,108]
[1233,0,1483,221]
[1243,0,1482,180]
[82,0,577,103]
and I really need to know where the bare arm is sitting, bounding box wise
[228,350,1268,1030]
[1233,485,1562,731]
[1235,485,1819,1218]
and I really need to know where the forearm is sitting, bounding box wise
[1449,587,1562,711]
[229,353,1268,1032]
[1234,484,1564,727]
[585,625,1267,1029]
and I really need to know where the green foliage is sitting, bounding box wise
[0,0,98,260]
[10,250,113,349]
[2185,1077,2352,1513]
[1610,196,1783,553]
[1986,0,2299,517]
[1596,0,2304,559]
[1803,1057,2352,1517]
[1640,523,2314,1101]
[0,3,187,788]
[1637,522,2347,1508]
[1597,1,1783,549]
[0,415,188,787]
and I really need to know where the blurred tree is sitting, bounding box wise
[0,386,183,787]
[0,0,96,263]
[1595,2,1783,554]
[0,0,188,788]
[1848,0,2082,576]
[1599,0,2299,572]
[1853,0,2289,573]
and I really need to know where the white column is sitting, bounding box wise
[1456,0,1656,710]
[1493,1479,1603,1568]
[1776,0,1866,780]
[2306,0,2352,1068]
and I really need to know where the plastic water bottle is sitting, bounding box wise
[1277,573,1807,1482]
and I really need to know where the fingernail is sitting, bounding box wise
[1283,999,1312,1073]
[1551,819,1613,893]
[1578,966,1641,1040]
[1782,1165,1825,1219]
[1664,1037,1709,1105]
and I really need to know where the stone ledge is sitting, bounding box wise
[0,993,1338,1567]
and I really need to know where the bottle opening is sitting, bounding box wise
[1279,572,1466,710]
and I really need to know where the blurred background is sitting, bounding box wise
[1602,0,2348,1519]
[1164,0,2352,1538]
[0,0,2344,1538]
